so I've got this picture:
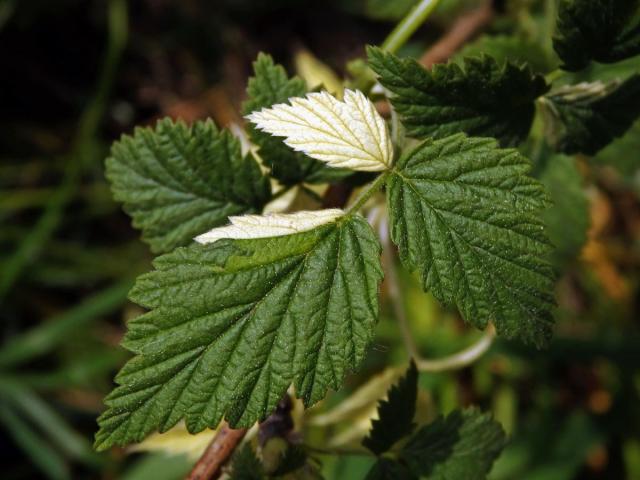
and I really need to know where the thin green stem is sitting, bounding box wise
[381,0,442,53]
[374,205,495,372]
[345,172,389,215]
[544,68,565,84]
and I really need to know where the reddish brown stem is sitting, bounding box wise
[187,424,248,480]
[420,1,494,67]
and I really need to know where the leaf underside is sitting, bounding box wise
[95,215,382,451]
[541,75,640,155]
[387,134,555,347]
[106,118,271,253]
[243,53,352,185]
[367,47,549,147]
[363,361,418,455]
[553,0,640,71]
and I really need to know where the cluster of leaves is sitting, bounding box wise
[97,1,640,475]
[362,362,505,480]
[227,363,506,480]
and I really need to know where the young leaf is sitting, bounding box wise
[400,408,506,479]
[94,214,383,450]
[362,361,418,455]
[539,75,640,155]
[367,47,549,147]
[553,0,640,71]
[247,89,393,172]
[194,209,344,244]
[106,118,271,253]
[243,53,351,185]
[386,134,555,347]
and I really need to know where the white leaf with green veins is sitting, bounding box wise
[247,89,393,172]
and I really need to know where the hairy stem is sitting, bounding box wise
[375,206,495,372]
[381,0,442,53]
[187,424,248,480]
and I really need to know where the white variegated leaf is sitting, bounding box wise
[246,89,393,172]
[195,209,344,244]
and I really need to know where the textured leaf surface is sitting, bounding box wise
[247,89,393,172]
[400,409,506,479]
[95,215,383,450]
[243,53,352,185]
[386,134,555,347]
[540,75,640,155]
[106,118,271,253]
[363,361,417,455]
[540,155,589,268]
[553,0,640,71]
[368,47,549,146]
[195,209,344,244]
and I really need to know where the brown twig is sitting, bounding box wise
[420,1,494,67]
[187,424,248,480]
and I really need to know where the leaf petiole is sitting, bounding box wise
[381,0,442,53]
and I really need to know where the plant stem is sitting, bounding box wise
[544,68,565,84]
[415,326,495,372]
[375,206,495,372]
[187,424,247,480]
[345,172,389,215]
[381,0,442,53]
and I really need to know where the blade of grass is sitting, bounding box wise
[0,402,70,480]
[0,379,101,466]
[0,0,128,302]
[0,280,132,368]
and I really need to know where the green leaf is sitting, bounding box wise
[367,47,549,147]
[539,75,640,155]
[365,459,416,480]
[242,53,351,185]
[230,444,264,480]
[94,215,383,450]
[386,134,555,347]
[553,0,640,71]
[454,35,556,74]
[400,408,506,479]
[539,155,590,268]
[362,361,418,455]
[106,118,271,253]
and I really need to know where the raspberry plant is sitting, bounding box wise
[97,0,640,477]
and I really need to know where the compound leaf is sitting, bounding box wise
[106,118,271,253]
[553,0,640,71]
[386,134,555,347]
[400,408,506,480]
[243,53,352,185]
[363,361,418,455]
[94,214,382,450]
[540,75,640,155]
[367,47,549,146]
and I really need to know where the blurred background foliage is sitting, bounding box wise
[0,0,639,479]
